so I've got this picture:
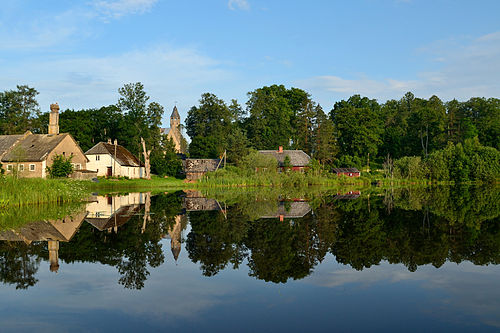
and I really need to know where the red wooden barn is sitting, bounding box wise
[332,168,361,177]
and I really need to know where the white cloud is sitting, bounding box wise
[93,0,158,18]
[228,0,250,11]
[0,44,233,123]
[298,31,500,102]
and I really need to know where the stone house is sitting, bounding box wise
[0,103,89,178]
[85,141,145,178]
[258,146,311,172]
[183,158,221,180]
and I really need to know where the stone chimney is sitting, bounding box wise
[48,103,60,135]
[114,139,118,146]
[107,138,112,144]
[48,240,60,273]
[278,146,283,153]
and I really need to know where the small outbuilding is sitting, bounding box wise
[258,146,311,172]
[332,168,361,177]
[85,141,144,178]
[183,158,221,180]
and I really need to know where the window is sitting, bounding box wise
[6,165,13,171]
[76,163,81,170]
[96,155,100,161]
[29,164,36,171]
[18,164,24,171]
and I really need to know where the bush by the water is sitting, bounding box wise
[200,151,368,187]
[392,138,499,183]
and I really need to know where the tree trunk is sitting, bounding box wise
[141,137,151,180]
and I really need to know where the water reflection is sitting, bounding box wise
[0,186,498,290]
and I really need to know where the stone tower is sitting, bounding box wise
[167,106,182,152]
[170,106,180,135]
[48,103,60,135]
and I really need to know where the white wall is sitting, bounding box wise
[85,154,143,178]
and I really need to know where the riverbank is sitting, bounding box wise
[0,177,88,207]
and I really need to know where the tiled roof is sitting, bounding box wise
[1,133,70,162]
[258,150,311,167]
[85,142,144,167]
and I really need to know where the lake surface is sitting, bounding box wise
[0,186,499,332]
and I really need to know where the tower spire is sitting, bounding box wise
[171,106,180,119]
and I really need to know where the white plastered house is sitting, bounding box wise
[85,141,144,179]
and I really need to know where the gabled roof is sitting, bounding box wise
[258,150,311,167]
[171,106,180,119]
[1,133,71,162]
[85,142,144,167]
[86,204,142,231]
[332,168,360,173]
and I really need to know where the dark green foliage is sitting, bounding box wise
[393,138,500,183]
[46,154,74,178]
[0,85,40,135]
[150,137,182,177]
[186,93,246,159]
[330,94,383,158]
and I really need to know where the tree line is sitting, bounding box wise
[1,83,498,178]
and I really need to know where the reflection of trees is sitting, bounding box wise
[0,242,43,289]
[56,191,183,289]
[185,186,500,282]
[0,187,498,288]
[187,210,248,276]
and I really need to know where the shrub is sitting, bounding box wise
[46,154,74,178]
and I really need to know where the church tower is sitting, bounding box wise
[165,106,183,153]
[170,105,180,131]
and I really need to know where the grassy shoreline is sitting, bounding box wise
[0,173,493,208]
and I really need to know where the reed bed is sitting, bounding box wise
[198,167,372,188]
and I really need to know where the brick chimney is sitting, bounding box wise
[48,103,60,135]
[278,146,283,153]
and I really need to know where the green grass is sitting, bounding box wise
[88,175,186,192]
[0,176,89,207]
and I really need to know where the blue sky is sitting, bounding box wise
[1,0,499,125]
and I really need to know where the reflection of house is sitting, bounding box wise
[333,168,361,177]
[183,159,220,180]
[258,146,311,172]
[85,141,144,178]
[260,201,312,221]
[160,106,185,153]
[85,193,145,233]
[0,211,87,272]
[333,190,361,200]
[0,103,90,178]
[183,190,222,211]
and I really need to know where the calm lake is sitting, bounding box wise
[0,186,499,332]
